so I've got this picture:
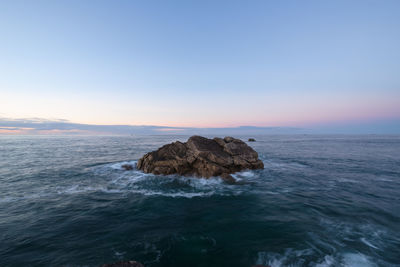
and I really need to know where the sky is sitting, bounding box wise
[1,0,400,133]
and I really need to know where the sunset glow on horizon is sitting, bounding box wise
[1,0,400,132]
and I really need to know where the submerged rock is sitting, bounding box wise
[248,138,256,142]
[121,164,134,170]
[137,136,264,181]
[100,261,144,267]
[220,173,236,184]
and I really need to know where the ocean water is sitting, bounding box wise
[0,135,399,267]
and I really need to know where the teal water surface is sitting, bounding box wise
[0,135,399,266]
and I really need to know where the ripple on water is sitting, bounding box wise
[92,161,257,198]
[255,250,378,267]
[0,161,261,202]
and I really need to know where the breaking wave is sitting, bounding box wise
[88,160,255,198]
[0,160,263,202]
[255,250,378,267]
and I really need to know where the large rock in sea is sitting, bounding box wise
[137,136,264,182]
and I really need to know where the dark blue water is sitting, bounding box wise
[0,135,399,267]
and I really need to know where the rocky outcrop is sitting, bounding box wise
[248,138,256,142]
[137,136,263,182]
[121,164,134,170]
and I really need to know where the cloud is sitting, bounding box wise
[0,117,305,135]
[1,117,399,135]
[156,128,186,132]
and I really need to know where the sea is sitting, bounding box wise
[0,135,399,267]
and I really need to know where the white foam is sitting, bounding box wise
[360,238,379,249]
[54,177,230,198]
[236,171,255,178]
[2,160,256,202]
[337,178,359,183]
[255,251,284,267]
[109,160,137,170]
[263,159,308,171]
[375,177,393,182]
[59,185,103,195]
[57,185,192,198]
[255,249,312,267]
[113,250,126,260]
[342,253,377,267]
[255,249,379,267]
[315,255,335,267]
[130,189,216,198]
[109,171,149,186]
[318,218,388,254]
[56,184,216,198]
[265,191,279,195]
[98,161,236,186]
[173,175,224,186]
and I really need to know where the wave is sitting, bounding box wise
[0,160,261,202]
[58,185,218,199]
[360,238,379,250]
[253,218,397,266]
[255,250,378,267]
[341,253,378,267]
[0,183,223,202]
[108,160,138,170]
[107,160,265,197]
[262,159,309,171]
[317,218,393,252]
[87,160,259,198]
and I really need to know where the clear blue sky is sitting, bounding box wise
[1,0,399,130]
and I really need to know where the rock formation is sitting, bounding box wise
[121,164,133,170]
[137,136,264,182]
[248,138,256,142]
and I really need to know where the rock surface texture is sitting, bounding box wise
[137,136,264,182]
